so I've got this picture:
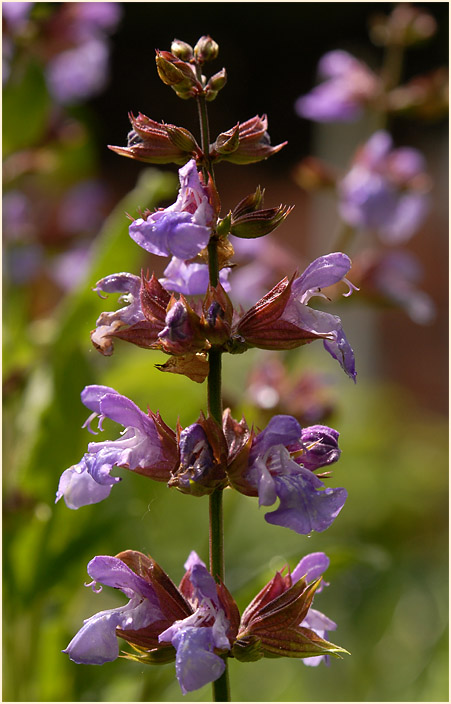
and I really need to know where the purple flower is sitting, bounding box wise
[91,273,144,355]
[295,50,380,122]
[353,248,435,325]
[2,2,33,32]
[64,549,237,694]
[294,425,341,471]
[284,253,357,380]
[70,2,122,40]
[2,190,34,241]
[339,131,431,243]
[160,257,231,295]
[58,180,109,235]
[63,555,163,665]
[159,551,231,694]
[46,39,110,104]
[291,553,337,667]
[237,252,357,381]
[176,424,215,489]
[4,244,43,285]
[51,246,92,292]
[236,550,345,665]
[129,160,213,259]
[56,385,177,509]
[246,415,346,534]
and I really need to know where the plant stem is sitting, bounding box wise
[196,84,230,702]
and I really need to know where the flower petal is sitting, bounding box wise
[291,552,330,585]
[250,415,302,459]
[81,384,120,415]
[292,253,352,301]
[56,460,115,509]
[170,627,226,694]
[265,468,347,534]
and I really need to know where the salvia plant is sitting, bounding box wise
[55,10,443,698]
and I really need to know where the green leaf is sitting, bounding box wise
[3,59,51,155]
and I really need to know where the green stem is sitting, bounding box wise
[196,81,230,702]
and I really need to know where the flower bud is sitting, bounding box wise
[194,35,219,63]
[369,4,437,47]
[230,204,293,239]
[158,298,207,356]
[205,68,227,101]
[169,415,228,496]
[293,157,337,191]
[155,50,187,85]
[216,212,232,237]
[294,425,341,472]
[108,113,197,165]
[232,635,264,662]
[214,123,240,155]
[155,50,201,99]
[163,124,200,154]
[171,38,193,61]
[202,283,234,345]
[210,115,286,165]
[387,68,449,121]
[232,186,265,219]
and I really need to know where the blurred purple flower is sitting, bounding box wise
[58,180,109,235]
[160,257,231,295]
[51,246,92,291]
[4,244,43,284]
[246,415,346,534]
[2,1,33,32]
[129,160,213,259]
[229,234,296,307]
[46,39,110,104]
[70,2,122,40]
[339,131,431,243]
[353,248,435,324]
[295,50,380,122]
[2,190,34,241]
[246,359,336,425]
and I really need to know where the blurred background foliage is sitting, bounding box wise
[3,2,448,702]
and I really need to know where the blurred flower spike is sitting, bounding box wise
[295,50,381,123]
[369,3,437,47]
[339,130,431,244]
[64,549,347,692]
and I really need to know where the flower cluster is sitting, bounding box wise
[64,549,347,693]
[293,3,443,328]
[57,385,346,535]
[58,33,354,696]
